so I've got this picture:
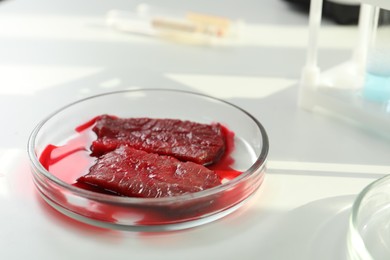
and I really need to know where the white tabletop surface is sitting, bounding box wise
[1,0,390,259]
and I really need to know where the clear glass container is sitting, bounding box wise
[27,89,268,231]
[347,174,390,259]
[299,0,390,139]
[363,4,390,104]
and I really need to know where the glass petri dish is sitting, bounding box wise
[347,174,390,259]
[27,89,268,231]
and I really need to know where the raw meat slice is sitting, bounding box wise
[91,115,225,165]
[77,146,222,198]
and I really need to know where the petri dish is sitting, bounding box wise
[27,89,269,231]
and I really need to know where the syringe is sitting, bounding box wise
[106,3,243,45]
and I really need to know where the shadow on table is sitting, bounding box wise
[33,178,353,260]
[134,195,354,260]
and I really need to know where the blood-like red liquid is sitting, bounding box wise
[38,117,256,227]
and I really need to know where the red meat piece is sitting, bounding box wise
[91,115,225,165]
[77,146,221,198]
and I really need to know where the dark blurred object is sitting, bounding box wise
[284,0,390,25]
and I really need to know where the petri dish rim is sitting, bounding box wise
[349,174,390,259]
[27,88,269,205]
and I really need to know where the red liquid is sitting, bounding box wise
[38,118,255,227]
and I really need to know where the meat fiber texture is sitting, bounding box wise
[77,116,227,198]
[77,146,222,198]
[91,115,226,165]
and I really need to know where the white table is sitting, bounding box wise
[1,0,389,259]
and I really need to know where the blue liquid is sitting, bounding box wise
[363,73,390,102]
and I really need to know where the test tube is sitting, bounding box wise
[362,5,390,104]
[106,4,242,45]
